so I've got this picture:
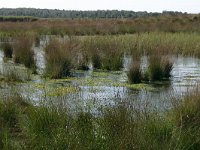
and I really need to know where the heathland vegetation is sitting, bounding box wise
[0,8,200,149]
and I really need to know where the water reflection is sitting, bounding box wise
[0,41,200,112]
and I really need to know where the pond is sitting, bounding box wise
[0,41,200,113]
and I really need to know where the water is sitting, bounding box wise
[0,41,200,112]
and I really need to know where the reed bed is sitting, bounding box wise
[81,32,200,58]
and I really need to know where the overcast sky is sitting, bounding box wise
[0,0,199,13]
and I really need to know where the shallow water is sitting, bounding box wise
[0,42,200,112]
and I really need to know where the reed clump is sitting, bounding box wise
[127,55,173,83]
[128,62,142,84]
[147,56,173,81]
[1,42,13,59]
[83,36,123,70]
[13,36,36,72]
[44,38,72,79]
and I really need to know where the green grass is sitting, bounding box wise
[13,35,36,72]
[44,37,73,79]
[1,42,13,59]
[127,62,142,84]
[0,90,200,149]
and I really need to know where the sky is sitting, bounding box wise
[0,0,200,13]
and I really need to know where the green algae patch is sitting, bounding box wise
[92,71,122,77]
[48,77,80,83]
[47,86,80,97]
[78,78,114,86]
[112,83,154,90]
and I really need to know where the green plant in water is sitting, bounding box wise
[1,42,13,59]
[127,62,142,84]
[13,36,36,72]
[45,38,72,79]
[148,56,163,81]
[162,58,173,78]
[101,51,123,71]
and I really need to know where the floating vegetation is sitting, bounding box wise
[112,83,154,90]
[47,86,80,97]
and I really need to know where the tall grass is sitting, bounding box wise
[83,36,123,70]
[13,36,36,72]
[1,42,13,59]
[127,61,142,84]
[148,56,164,81]
[44,37,73,78]
[127,55,173,83]
[1,15,200,36]
[0,90,200,149]
[147,56,173,81]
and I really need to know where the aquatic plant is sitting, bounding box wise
[148,56,163,81]
[0,90,200,149]
[127,62,142,84]
[162,58,173,78]
[13,35,36,72]
[44,38,72,78]
[1,42,13,59]
[91,53,101,69]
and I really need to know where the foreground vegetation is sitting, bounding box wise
[0,90,200,149]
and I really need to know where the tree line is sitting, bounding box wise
[0,8,187,19]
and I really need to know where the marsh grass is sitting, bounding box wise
[2,65,32,82]
[162,58,173,78]
[148,56,164,81]
[0,91,200,149]
[1,15,200,36]
[128,55,173,83]
[147,56,173,81]
[128,61,142,84]
[44,38,72,78]
[83,36,123,70]
[13,36,36,72]
[101,50,123,71]
[1,42,13,59]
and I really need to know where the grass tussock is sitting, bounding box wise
[147,56,173,81]
[44,37,73,79]
[1,42,13,59]
[83,36,123,70]
[128,55,173,83]
[0,90,200,149]
[128,61,142,84]
[13,36,36,72]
